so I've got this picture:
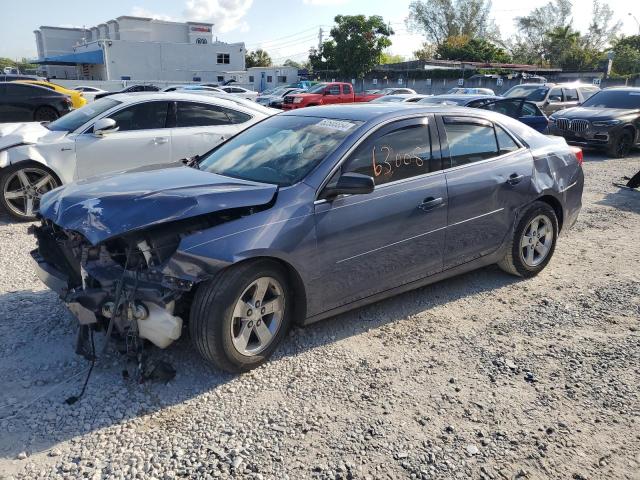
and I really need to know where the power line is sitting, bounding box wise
[245,26,322,48]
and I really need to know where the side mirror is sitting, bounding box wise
[321,173,374,200]
[93,118,119,136]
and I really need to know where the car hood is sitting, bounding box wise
[552,106,640,120]
[39,164,278,245]
[0,122,67,149]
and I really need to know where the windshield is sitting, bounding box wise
[503,85,549,102]
[198,115,362,186]
[306,83,328,94]
[46,98,120,132]
[418,97,467,106]
[581,90,640,109]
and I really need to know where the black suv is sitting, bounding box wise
[548,87,640,157]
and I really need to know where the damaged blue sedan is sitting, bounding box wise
[31,104,584,372]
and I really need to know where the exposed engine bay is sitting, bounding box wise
[29,206,261,355]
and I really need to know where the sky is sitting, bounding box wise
[1,0,639,62]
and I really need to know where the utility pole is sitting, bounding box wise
[318,27,323,51]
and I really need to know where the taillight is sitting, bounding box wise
[573,148,583,166]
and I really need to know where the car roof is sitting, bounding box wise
[1,81,65,95]
[107,91,261,109]
[279,102,493,122]
[426,94,502,102]
[601,86,640,92]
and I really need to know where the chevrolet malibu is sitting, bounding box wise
[31,104,584,372]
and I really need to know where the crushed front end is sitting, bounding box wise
[30,218,196,355]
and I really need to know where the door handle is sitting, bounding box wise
[418,197,444,211]
[507,173,524,185]
[152,137,168,145]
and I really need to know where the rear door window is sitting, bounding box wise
[521,102,539,116]
[342,84,352,94]
[548,87,563,102]
[443,118,499,167]
[176,101,251,127]
[563,88,579,101]
[495,125,520,155]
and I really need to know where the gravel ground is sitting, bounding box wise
[0,151,638,480]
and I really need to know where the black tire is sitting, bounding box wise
[606,129,633,158]
[498,201,559,278]
[189,260,292,373]
[33,106,59,122]
[0,161,60,221]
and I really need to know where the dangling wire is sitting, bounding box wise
[65,329,95,405]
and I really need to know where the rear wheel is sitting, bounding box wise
[33,106,59,122]
[498,201,558,278]
[0,162,59,221]
[606,129,633,158]
[189,260,291,372]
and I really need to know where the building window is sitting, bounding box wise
[249,75,254,83]
[217,53,230,64]
[217,76,224,82]
[277,75,287,83]
[193,76,201,82]
[267,75,273,83]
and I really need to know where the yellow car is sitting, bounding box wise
[16,80,87,109]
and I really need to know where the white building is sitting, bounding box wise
[34,16,246,82]
[246,67,300,91]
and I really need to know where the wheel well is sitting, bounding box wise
[10,160,62,186]
[537,195,564,232]
[225,256,308,323]
[622,125,637,143]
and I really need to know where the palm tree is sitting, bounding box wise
[246,49,272,68]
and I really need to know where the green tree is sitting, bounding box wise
[583,0,621,50]
[308,45,337,73]
[413,43,438,61]
[283,59,302,69]
[319,15,393,78]
[612,36,640,75]
[512,0,573,63]
[380,52,405,64]
[406,0,499,48]
[245,49,272,68]
[436,36,511,62]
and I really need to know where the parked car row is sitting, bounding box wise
[26,102,585,373]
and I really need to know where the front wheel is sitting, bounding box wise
[498,201,558,278]
[606,129,633,158]
[189,260,292,372]
[0,162,59,221]
[33,106,59,122]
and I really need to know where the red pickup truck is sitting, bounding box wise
[282,82,356,109]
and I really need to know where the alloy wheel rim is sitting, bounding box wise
[230,276,285,356]
[520,214,553,267]
[3,167,58,218]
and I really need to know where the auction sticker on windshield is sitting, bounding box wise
[316,119,357,131]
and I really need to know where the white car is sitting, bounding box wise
[162,85,225,94]
[73,85,108,102]
[0,92,276,220]
[219,85,259,100]
[370,94,429,103]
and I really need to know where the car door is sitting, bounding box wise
[341,84,353,103]
[561,87,580,111]
[170,101,253,160]
[74,100,171,179]
[323,85,342,105]
[519,101,549,133]
[544,86,565,114]
[439,115,534,269]
[311,116,447,312]
[1,83,36,121]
